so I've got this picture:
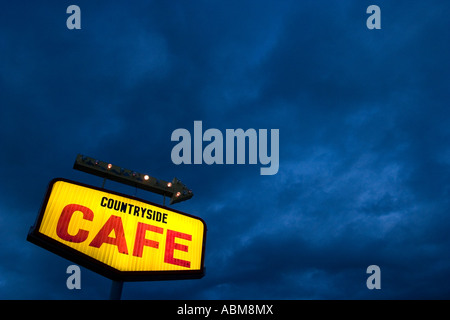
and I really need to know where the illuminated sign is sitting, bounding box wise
[27,178,206,281]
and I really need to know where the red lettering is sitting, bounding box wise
[55,204,198,268]
[133,222,163,258]
[56,204,93,243]
[164,229,192,268]
[89,215,129,254]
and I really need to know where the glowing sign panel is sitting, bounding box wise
[27,179,206,281]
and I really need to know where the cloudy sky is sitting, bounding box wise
[1,0,450,299]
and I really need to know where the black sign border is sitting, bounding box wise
[27,178,207,282]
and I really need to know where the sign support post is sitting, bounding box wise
[109,280,124,300]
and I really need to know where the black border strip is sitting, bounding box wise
[27,178,207,282]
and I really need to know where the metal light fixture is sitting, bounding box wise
[73,154,193,205]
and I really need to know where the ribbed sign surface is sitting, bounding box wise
[27,178,206,281]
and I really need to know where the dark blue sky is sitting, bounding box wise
[1,0,450,299]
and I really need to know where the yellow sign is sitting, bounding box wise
[28,179,206,281]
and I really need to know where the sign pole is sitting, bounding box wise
[109,280,123,300]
